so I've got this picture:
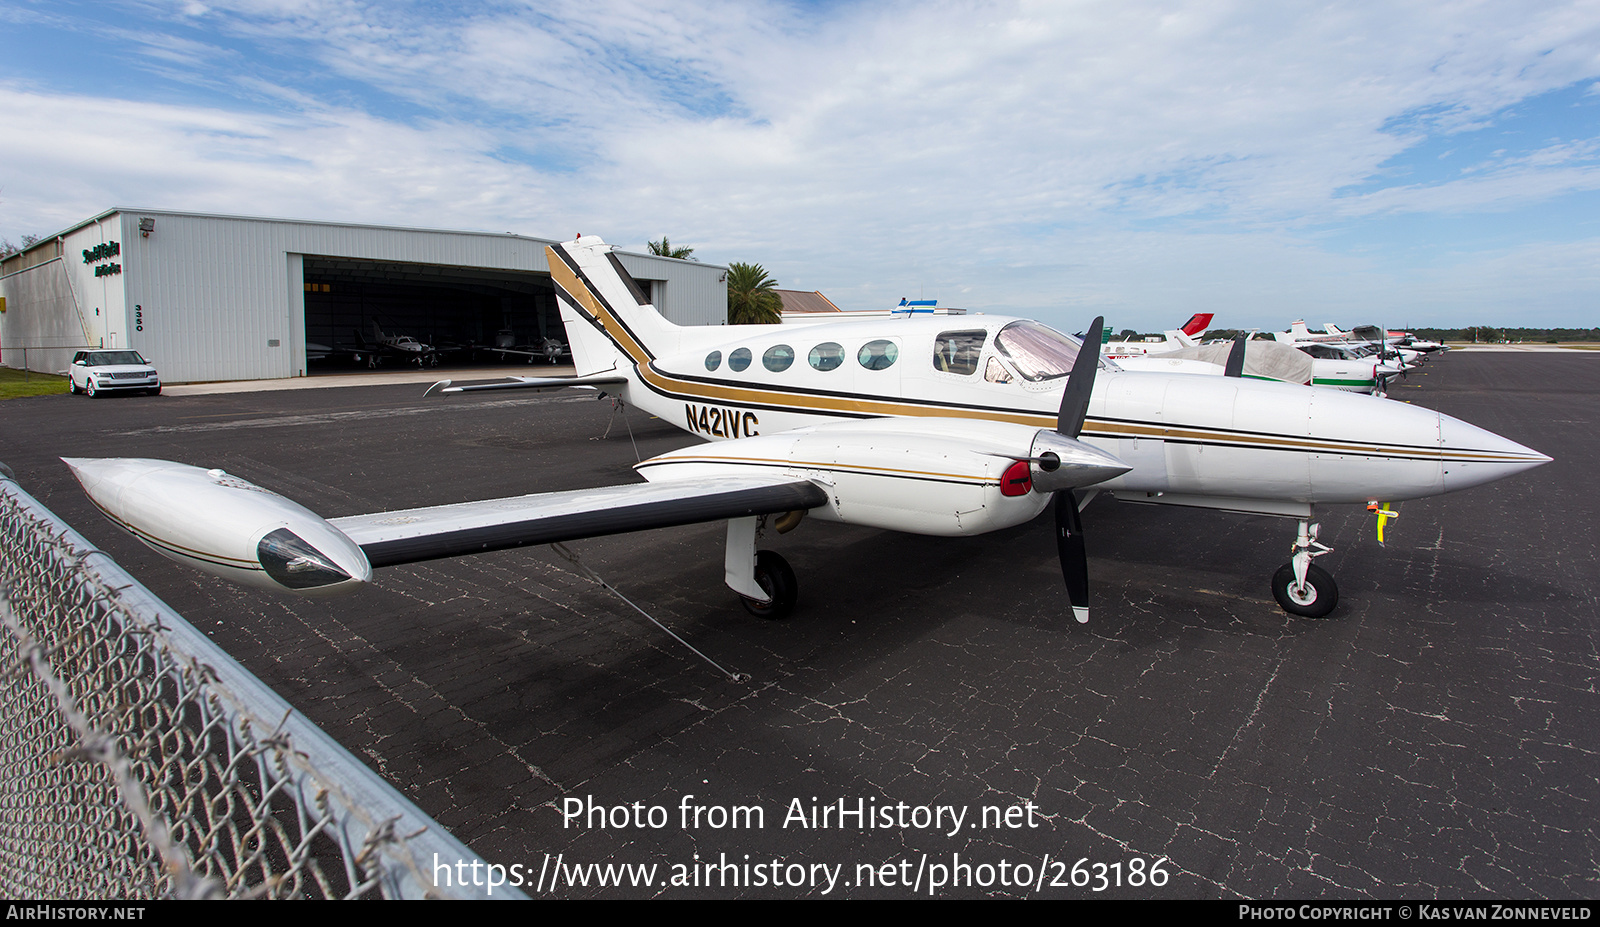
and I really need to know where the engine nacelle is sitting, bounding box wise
[636,418,1127,537]
[63,458,371,594]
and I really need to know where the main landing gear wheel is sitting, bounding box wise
[741,550,797,620]
[1272,562,1338,618]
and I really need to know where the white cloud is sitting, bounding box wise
[3,0,1600,327]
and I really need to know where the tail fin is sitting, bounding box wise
[546,236,682,377]
[1179,313,1213,337]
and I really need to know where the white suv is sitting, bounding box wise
[69,350,161,397]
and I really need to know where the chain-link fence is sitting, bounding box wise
[0,464,522,899]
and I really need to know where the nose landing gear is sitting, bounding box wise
[1272,517,1338,618]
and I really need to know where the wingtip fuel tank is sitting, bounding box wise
[63,457,371,594]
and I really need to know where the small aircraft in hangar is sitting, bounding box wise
[353,321,440,368]
[488,328,570,365]
[66,236,1548,624]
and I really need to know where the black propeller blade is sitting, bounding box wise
[1055,491,1089,623]
[1055,315,1103,622]
[1224,333,1247,378]
[1057,316,1104,437]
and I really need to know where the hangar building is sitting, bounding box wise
[0,208,727,383]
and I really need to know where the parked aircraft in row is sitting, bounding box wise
[1324,323,1445,355]
[1101,313,1213,358]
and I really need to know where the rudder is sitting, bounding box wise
[545,236,683,377]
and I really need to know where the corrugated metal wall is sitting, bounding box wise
[614,252,729,327]
[0,215,124,375]
[116,212,562,383]
[0,259,92,375]
[2,211,729,383]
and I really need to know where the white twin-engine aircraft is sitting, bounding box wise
[66,236,1548,625]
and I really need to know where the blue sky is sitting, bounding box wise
[3,0,1599,330]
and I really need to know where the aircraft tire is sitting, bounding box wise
[741,550,797,620]
[1272,562,1338,618]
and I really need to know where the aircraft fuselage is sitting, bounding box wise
[605,316,1544,516]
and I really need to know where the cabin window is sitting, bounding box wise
[705,350,722,371]
[808,342,845,371]
[933,330,987,376]
[984,356,1014,384]
[858,340,898,370]
[763,344,796,372]
[993,320,1083,382]
[729,347,752,372]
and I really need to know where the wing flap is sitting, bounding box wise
[333,477,827,568]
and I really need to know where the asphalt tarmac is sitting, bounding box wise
[0,353,1593,899]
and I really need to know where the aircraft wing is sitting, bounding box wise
[62,457,828,594]
[334,476,827,568]
[481,345,560,358]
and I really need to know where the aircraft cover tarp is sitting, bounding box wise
[1163,342,1313,384]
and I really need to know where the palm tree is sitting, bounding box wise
[726,262,782,325]
[647,237,696,260]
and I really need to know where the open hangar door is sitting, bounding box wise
[301,257,562,370]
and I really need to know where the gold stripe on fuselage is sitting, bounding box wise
[645,363,1047,426]
[638,454,995,485]
[546,246,656,364]
[642,370,1534,464]
[549,255,1540,466]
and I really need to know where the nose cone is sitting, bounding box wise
[1438,415,1551,493]
[1301,389,1547,503]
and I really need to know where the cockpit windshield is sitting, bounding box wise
[993,320,1085,381]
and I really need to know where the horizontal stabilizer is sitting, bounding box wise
[334,477,828,568]
[430,371,628,395]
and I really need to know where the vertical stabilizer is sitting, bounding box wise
[1167,313,1213,347]
[546,236,683,377]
